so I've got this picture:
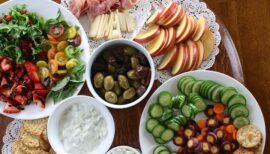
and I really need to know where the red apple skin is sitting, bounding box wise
[134,25,161,43]
[195,40,205,68]
[147,29,166,56]
[158,46,179,70]
[187,40,199,70]
[164,6,185,28]
[176,17,191,43]
[175,15,188,39]
[158,2,178,25]
[145,10,162,27]
[166,27,176,50]
[181,44,190,73]
[150,28,168,57]
[177,16,194,43]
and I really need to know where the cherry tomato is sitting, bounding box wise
[38,67,49,80]
[66,58,79,70]
[47,45,57,60]
[54,52,68,66]
[47,34,59,44]
[67,34,81,47]
[57,41,68,52]
[66,27,77,39]
[48,24,65,38]
[36,60,48,68]
[48,59,58,74]
[4,15,12,22]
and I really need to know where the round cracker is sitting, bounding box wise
[12,141,24,154]
[233,148,255,154]
[41,128,48,142]
[237,124,262,148]
[39,138,50,151]
[49,148,56,154]
[23,118,47,136]
[20,128,40,148]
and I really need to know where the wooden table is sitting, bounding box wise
[0,0,245,152]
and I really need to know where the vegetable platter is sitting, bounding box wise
[139,70,265,154]
[0,0,90,119]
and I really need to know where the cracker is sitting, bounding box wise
[39,138,50,151]
[254,144,262,154]
[41,128,48,142]
[23,118,48,136]
[49,148,56,154]
[18,141,50,154]
[20,128,40,148]
[12,141,25,154]
[233,148,255,154]
[237,124,262,148]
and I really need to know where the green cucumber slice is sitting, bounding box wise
[154,138,166,144]
[191,80,203,93]
[146,118,159,133]
[152,124,165,138]
[230,105,249,119]
[181,104,192,119]
[159,108,173,123]
[228,94,247,108]
[233,116,250,128]
[211,86,224,102]
[153,145,168,154]
[160,129,174,142]
[177,76,195,92]
[221,88,238,105]
[158,91,173,107]
[149,103,163,118]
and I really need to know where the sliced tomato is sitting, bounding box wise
[13,95,28,106]
[47,45,57,60]
[66,27,77,39]
[55,52,68,66]
[47,34,59,44]
[48,59,58,74]
[48,24,65,38]
[34,83,46,90]
[33,93,45,109]
[38,67,49,81]
[1,58,13,72]
[24,61,40,83]
[3,103,20,113]
[57,41,68,52]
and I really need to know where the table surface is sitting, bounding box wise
[0,0,253,153]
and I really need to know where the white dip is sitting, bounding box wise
[59,102,108,154]
[107,148,139,154]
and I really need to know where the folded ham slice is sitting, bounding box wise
[69,0,140,19]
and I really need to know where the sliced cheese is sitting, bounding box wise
[97,14,109,39]
[117,11,127,32]
[105,12,114,38]
[123,11,136,33]
[96,14,105,39]
[114,11,122,38]
[89,15,102,38]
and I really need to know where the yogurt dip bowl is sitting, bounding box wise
[48,95,115,154]
[86,39,155,109]
[107,146,141,154]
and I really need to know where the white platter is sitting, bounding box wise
[0,0,90,120]
[139,70,266,154]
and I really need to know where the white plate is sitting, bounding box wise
[0,0,90,119]
[139,70,266,154]
[48,95,115,154]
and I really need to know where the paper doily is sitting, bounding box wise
[2,119,23,154]
[61,0,221,83]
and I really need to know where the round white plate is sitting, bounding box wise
[0,0,90,119]
[139,70,266,154]
[48,95,115,154]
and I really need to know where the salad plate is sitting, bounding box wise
[139,70,265,153]
[0,0,90,119]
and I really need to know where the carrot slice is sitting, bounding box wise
[220,125,226,130]
[47,34,59,44]
[197,119,206,129]
[213,103,225,114]
[233,129,238,140]
[197,134,204,141]
[226,125,236,134]
[215,113,224,122]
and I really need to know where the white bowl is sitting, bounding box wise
[0,0,90,119]
[107,146,141,154]
[86,39,155,109]
[48,95,115,154]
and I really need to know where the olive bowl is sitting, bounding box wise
[86,39,155,109]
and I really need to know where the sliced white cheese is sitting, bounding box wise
[114,11,122,38]
[125,12,136,33]
[117,11,127,32]
[98,14,109,39]
[88,15,102,38]
[96,14,105,39]
[105,12,114,39]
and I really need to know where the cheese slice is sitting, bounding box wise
[95,14,105,39]
[89,15,102,38]
[124,12,136,33]
[114,11,122,38]
[98,14,109,39]
[105,13,114,38]
[117,11,127,32]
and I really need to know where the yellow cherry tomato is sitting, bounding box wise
[38,67,49,80]
[57,70,68,76]
[66,26,77,39]
[66,58,79,70]
[54,51,68,66]
[36,60,48,68]
[48,59,59,74]
[57,41,68,52]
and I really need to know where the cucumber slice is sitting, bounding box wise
[158,91,173,107]
[207,84,219,100]
[174,115,187,126]
[233,116,250,128]
[159,108,173,123]
[228,94,247,108]
[171,152,178,154]
[161,129,174,142]
[228,103,243,114]
[166,119,180,132]
[172,95,186,109]
[192,97,207,112]
[152,124,165,138]
[211,86,224,102]
[204,81,216,99]
[159,150,170,154]
[146,118,159,133]
[221,88,238,105]
[153,145,168,154]
[177,76,195,92]
[180,78,195,94]
[183,80,196,96]
[191,80,203,93]
[230,105,249,119]
[181,104,192,118]
[149,103,164,118]
[154,138,166,144]
[221,87,236,96]
[189,104,198,118]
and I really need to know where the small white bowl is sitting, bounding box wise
[86,39,155,109]
[107,146,141,154]
[48,95,115,154]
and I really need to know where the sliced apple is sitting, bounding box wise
[176,16,192,43]
[187,40,199,70]
[134,25,160,43]
[146,28,166,56]
[188,16,198,38]
[165,27,176,50]
[158,2,178,25]
[145,9,162,27]
[158,46,179,70]
[195,40,205,68]
[152,28,169,57]
[192,17,208,41]
[184,40,196,71]
[171,44,187,75]
[164,5,185,28]
[175,15,188,39]
[200,28,214,60]
[162,5,181,27]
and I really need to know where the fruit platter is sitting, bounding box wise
[0,0,266,154]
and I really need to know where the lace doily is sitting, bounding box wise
[61,0,221,83]
[2,119,23,154]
